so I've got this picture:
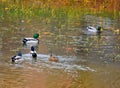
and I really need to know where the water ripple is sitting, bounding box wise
[19,53,96,72]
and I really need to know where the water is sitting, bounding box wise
[0,15,120,88]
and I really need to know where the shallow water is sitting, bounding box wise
[0,15,120,88]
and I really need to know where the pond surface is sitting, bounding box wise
[0,15,120,88]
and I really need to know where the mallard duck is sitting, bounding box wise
[49,53,59,62]
[30,46,37,58]
[86,26,102,33]
[23,33,39,45]
[11,51,22,63]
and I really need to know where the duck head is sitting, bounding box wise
[31,46,35,51]
[97,26,102,33]
[33,33,39,39]
[18,51,22,56]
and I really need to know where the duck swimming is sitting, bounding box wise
[86,26,102,33]
[30,46,37,59]
[11,51,22,63]
[23,33,39,45]
[49,53,59,62]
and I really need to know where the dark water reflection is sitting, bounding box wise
[0,15,120,88]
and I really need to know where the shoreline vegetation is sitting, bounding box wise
[0,0,120,21]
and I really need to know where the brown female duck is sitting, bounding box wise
[49,53,59,62]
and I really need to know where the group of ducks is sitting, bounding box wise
[11,46,37,63]
[11,33,39,63]
[11,33,59,63]
[11,25,102,63]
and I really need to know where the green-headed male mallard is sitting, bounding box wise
[23,33,39,45]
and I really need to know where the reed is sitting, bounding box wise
[0,0,119,21]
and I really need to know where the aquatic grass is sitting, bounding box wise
[0,9,3,18]
[1,4,34,21]
[0,0,119,22]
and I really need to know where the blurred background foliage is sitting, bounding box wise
[0,0,119,21]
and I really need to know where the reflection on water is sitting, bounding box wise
[0,15,120,88]
[22,54,96,72]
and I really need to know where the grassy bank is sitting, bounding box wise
[0,0,119,21]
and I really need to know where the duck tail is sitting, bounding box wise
[32,53,37,58]
[11,56,16,63]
